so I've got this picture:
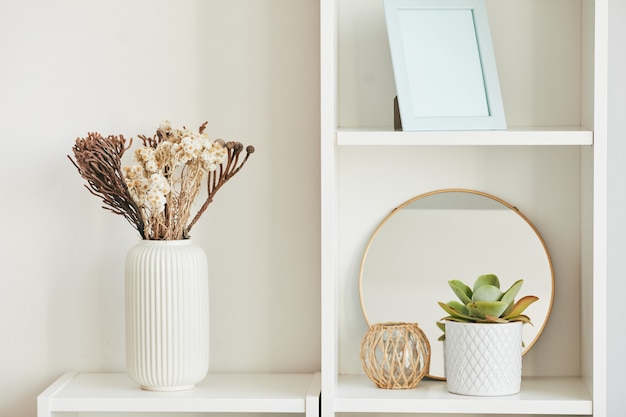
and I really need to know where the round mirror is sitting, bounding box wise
[359,189,554,380]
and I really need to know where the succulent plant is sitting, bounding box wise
[438,274,539,327]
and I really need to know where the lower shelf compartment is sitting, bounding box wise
[334,374,592,415]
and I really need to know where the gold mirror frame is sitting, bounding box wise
[358,189,555,380]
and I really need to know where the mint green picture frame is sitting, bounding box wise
[384,0,506,131]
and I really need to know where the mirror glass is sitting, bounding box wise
[359,189,554,380]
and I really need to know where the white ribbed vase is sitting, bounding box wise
[444,321,522,396]
[125,239,209,391]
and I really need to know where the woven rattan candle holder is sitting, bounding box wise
[360,322,431,389]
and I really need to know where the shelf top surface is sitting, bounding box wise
[39,372,320,413]
[334,374,592,415]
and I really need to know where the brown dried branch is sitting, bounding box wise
[70,122,255,241]
[185,141,256,235]
[138,134,159,148]
[68,133,146,239]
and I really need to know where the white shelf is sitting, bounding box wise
[335,374,592,415]
[321,0,607,416]
[336,127,593,146]
[38,371,321,417]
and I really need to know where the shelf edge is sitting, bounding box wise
[335,128,594,146]
[334,375,592,415]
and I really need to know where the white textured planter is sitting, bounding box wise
[444,321,522,396]
[125,239,209,391]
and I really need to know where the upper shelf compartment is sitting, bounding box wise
[336,0,592,133]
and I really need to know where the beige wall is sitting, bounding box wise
[0,1,320,416]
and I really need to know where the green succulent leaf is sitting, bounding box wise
[438,302,477,322]
[448,280,472,305]
[473,274,500,292]
[440,315,473,323]
[500,279,524,306]
[467,300,510,319]
[502,295,539,320]
[507,314,533,325]
[480,315,509,323]
[442,275,537,326]
[436,321,446,332]
[472,284,503,302]
[447,300,469,316]
[502,302,514,317]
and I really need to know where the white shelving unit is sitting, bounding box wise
[320,0,607,416]
[38,372,321,417]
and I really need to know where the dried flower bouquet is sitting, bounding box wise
[69,120,254,240]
